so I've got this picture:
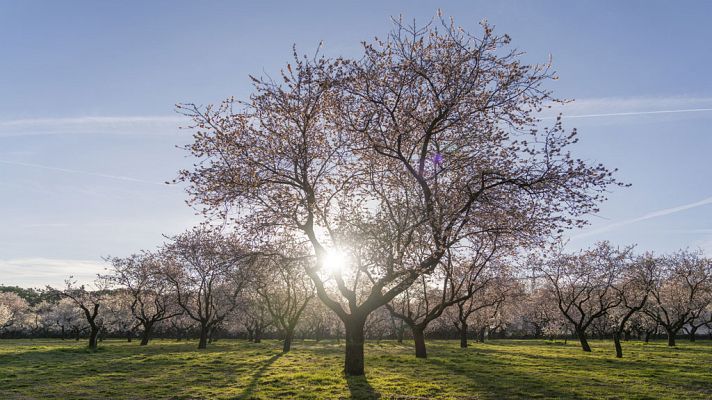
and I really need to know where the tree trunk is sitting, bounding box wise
[613,331,623,358]
[666,328,676,347]
[140,322,154,346]
[623,330,631,341]
[282,328,294,353]
[689,327,697,342]
[477,326,486,343]
[254,327,262,343]
[459,323,468,348]
[208,325,217,344]
[198,323,209,349]
[576,328,591,352]
[644,331,651,343]
[412,326,427,358]
[88,326,99,350]
[344,318,366,376]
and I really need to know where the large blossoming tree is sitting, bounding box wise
[177,15,622,375]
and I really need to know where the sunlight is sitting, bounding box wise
[322,248,349,275]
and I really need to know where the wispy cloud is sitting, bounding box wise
[0,115,186,137]
[571,195,712,240]
[0,159,176,187]
[0,258,107,287]
[543,96,712,120]
[549,108,712,120]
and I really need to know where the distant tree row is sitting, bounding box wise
[3,242,710,362]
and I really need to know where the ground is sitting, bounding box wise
[1,338,710,399]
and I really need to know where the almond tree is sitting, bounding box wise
[56,277,111,350]
[644,249,711,347]
[541,242,629,352]
[520,288,560,339]
[685,302,712,341]
[168,312,195,341]
[254,255,315,352]
[237,291,272,343]
[161,228,255,349]
[177,15,622,375]
[46,298,86,340]
[449,270,516,348]
[0,292,28,334]
[386,241,499,358]
[104,291,139,341]
[107,252,182,345]
[299,299,335,342]
[609,253,656,357]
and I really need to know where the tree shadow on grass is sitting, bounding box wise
[236,353,283,399]
[346,374,380,400]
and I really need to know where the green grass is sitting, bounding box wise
[0,338,710,399]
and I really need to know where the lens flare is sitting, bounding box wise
[322,249,348,274]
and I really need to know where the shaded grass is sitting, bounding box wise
[0,338,710,399]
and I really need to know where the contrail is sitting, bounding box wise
[543,107,712,120]
[0,116,184,126]
[0,115,185,137]
[572,195,712,240]
[0,159,175,187]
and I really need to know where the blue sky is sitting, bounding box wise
[1,1,711,286]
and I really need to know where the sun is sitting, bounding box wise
[322,248,349,275]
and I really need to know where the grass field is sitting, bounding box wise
[1,338,710,399]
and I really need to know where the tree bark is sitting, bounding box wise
[613,332,623,358]
[459,323,468,348]
[88,326,99,350]
[254,327,262,343]
[644,331,651,343]
[198,323,209,349]
[412,326,427,358]
[689,327,697,342]
[140,322,154,346]
[666,328,676,347]
[282,329,294,353]
[576,328,591,352]
[344,318,366,376]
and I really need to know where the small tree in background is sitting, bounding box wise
[255,254,315,352]
[106,252,182,346]
[161,228,256,349]
[540,242,629,352]
[644,250,711,347]
[56,277,111,350]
